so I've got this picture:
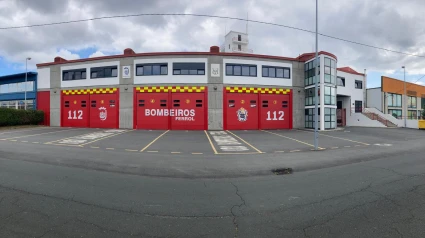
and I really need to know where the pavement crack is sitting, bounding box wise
[230,182,246,238]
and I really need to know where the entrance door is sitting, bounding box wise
[225,93,258,130]
[136,93,169,129]
[62,95,89,127]
[89,94,119,128]
[259,94,291,129]
[170,93,206,130]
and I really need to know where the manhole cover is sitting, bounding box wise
[272,168,293,175]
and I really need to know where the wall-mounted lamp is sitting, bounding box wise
[214,86,217,90]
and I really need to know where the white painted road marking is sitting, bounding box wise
[209,131,249,152]
[50,130,129,146]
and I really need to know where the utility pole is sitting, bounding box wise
[25,57,31,110]
[314,0,319,150]
[402,66,406,127]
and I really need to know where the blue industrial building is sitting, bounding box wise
[0,72,37,110]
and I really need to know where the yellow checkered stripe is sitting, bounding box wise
[135,86,206,93]
[225,87,291,94]
[62,88,118,95]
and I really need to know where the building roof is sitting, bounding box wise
[296,51,338,62]
[337,67,364,76]
[0,72,37,80]
[36,47,339,67]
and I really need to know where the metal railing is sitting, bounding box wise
[232,37,249,43]
[361,108,397,127]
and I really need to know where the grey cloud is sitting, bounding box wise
[1,0,425,77]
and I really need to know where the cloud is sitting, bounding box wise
[89,51,106,58]
[1,0,425,80]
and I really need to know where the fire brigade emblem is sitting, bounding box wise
[150,99,155,103]
[273,100,277,105]
[241,100,245,104]
[101,100,104,104]
[99,107,107,121]
[73,100,77,105]
[237,107,248,122]
[186,99,190,104]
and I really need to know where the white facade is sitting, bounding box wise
[221,31,252,54]
[336,70,365,113]
[133,58,208,84]
[60,61,120,88]
[37,67,51,89]
[223,58,292,86]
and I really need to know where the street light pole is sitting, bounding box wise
[314,0,319,149]
[402,66,406,127]
[25,57,31,110]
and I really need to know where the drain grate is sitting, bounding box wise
[272,168,293,175]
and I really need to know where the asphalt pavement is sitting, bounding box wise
[0,126,425,237]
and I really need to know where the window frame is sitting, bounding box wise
[337,76,345,87]
[62,68,87,81]
[354,101,363,113]
[226,63,257,77]
[262,65,291,79]
[136,63,168,76]
[407,96,417,109]
[172,62,205,76]
[324,86,336,105]
[90,66,118,79]
[355,80,363,89]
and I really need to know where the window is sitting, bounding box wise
[324,86,336,105]
[304,59,319,86]
[407,96,417,109]
[136,63,168,76]
[355,101,363,113]
[90,66,117,79]
[324,57,337,85]
[262,66,291,79]
[324,107,336,129]
[238,34,241,41]
[422,97,425,110]
[408,110,417,120]
[388,93,402,107]
[63,69,87,81]
[238,44,241,51]
[389,109,402,119]
[355,80,363,89]
[305,87,318,106]
[305,108,320,129]
[226,64,257,77]
[0,84,7,94]
[173,63,205,75]
[337,77,345,87]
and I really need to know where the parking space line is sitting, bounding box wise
[10,140,17,142]
[290,150,301,153]
[140,130,170,152]
[21,141,28,143]
[216,152,266,155]
[262,130,324,150]
[90,146,100,149]
[331,147,339,149]
[106,148,115,150]
[344,146,351,148]
[275,151,285,153]
[204,130,218,154]
[45,130,100,144]
[32,142,39,144]
[147,151,158,153]
[171,152,181,154]
[192,152,204,155]
[125,149,138,152]
[78,130,133,146]
[226,130,263,153]
[49,143,83,147]
[4,128,80,140]
[296,129,370,146]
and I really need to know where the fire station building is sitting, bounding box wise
[35,46,365,131]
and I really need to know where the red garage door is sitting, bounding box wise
[89,93,119,129]
[259,94,291,129]
[136,93,169,130]
[61,88,119,128]
[224,93,258,130]
[171,93,206,130]
[134,86,207,130]
[62,95,89,128]
[224,87,292,130]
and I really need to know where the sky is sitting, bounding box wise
[1,0,425,88]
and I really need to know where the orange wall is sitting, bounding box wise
[382,76,425,97]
